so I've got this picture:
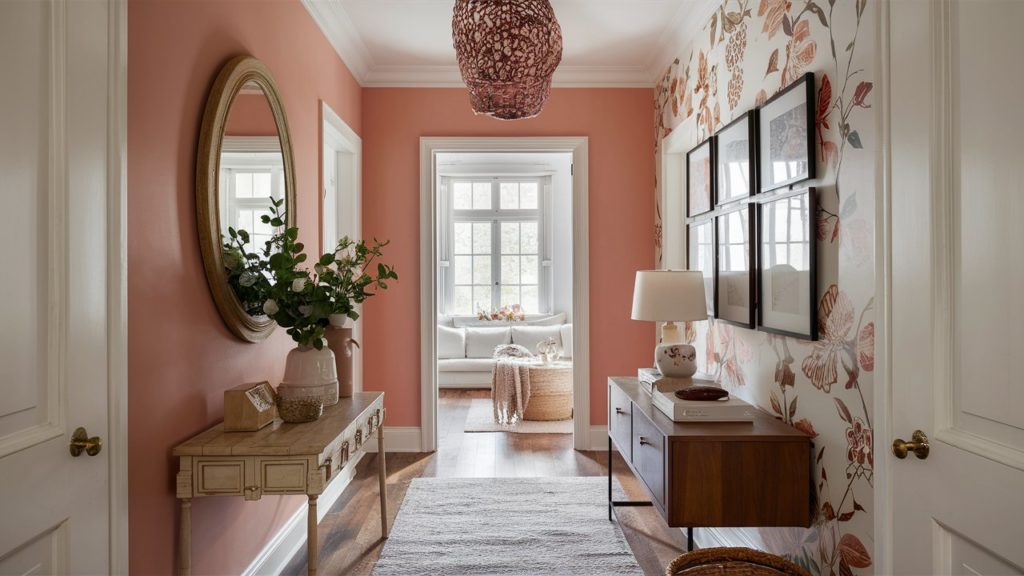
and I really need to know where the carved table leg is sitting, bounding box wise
[378,424,389,538]
[179,498,191,576]
[307,495,318,576]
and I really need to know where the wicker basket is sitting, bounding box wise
[522,364,573,421]
[665,547,811,576]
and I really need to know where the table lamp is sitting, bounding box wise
[631,270,709,378]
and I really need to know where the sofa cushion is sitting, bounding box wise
[437,325,465,359]
[464,327,512,358]
[560,324,573,359]
[511,325,562,354]
[527,312,567,326]
[437,358,497,372]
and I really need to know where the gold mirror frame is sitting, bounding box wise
[196,56,297,342]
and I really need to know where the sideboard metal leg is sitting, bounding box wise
[687,527,694,552]
[607,435,613,521]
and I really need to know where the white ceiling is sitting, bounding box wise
[302,0,719,87]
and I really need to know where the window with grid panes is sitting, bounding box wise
[447,178,545,315]
[219,151,285,257]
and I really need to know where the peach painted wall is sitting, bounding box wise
[361,88,656,427]
[224,93,277,136]
[127,0,360,573]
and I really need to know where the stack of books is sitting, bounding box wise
[637,368,716,395]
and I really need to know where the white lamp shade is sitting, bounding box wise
[631,270,708,322]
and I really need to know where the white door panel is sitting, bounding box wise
[0,0,112,572]
[890,0,1024,573]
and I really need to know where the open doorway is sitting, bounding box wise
[419,137,591,454]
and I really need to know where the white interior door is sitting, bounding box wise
[0,0,114,573]
[889,0,1024,573]
[321,102,362,392]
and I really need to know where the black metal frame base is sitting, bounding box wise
[607,435,694,552]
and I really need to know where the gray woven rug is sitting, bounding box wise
[372,477,643,575]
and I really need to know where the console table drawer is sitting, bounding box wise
[608,384,633,458]
[257,458,309,495]
[194,458,250,497]
[631,407,665,507]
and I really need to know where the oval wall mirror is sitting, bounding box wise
[196,56,297,342]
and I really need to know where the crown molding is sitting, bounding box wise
[644,0,721,83]
[301,0,716,88]
[301,0,373,83]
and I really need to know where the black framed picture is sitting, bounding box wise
[686,137,715,218]
[757,188,818,340]
[758,72,816,193]
[714,203,756,328]
[686,219,715,317]
[715,111,756,206]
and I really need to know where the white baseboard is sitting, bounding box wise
[242,452,364,576]
[365,426,423,453]
[589,425,608,451]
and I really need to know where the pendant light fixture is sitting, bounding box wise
[452,0,563,120]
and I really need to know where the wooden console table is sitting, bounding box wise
[173,392,387,576]
[607,377,812,551]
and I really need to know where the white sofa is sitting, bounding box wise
[437,317,572,389]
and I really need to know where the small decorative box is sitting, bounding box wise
[224,381,277,432]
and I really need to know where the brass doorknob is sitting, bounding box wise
[69,427,102,457]
[892,430,929,460]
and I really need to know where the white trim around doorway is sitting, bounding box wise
[419,137,591,451]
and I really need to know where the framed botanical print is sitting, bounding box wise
[757,188,818,340]
[686,137,715,218]
[687,219,715,316]
[714,204,756,328]
[715,111,756,205]
[758,72,816,192]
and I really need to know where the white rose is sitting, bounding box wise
[262,299,279,316]
[292,278,307,292]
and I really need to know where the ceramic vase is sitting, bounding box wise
[325,315,355,399]
[655,343,698,378]
[280,343,339,414]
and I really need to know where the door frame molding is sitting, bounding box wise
[419,137,591,451]
[107,0,129,572]
[320,100,363,392]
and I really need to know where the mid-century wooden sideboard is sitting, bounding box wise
[173,392,387,576]
[607,377,812,549]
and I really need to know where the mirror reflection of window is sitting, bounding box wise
[718,207,750,308]
[219,140,285,257]
[764,194,810,315]
[688,221,714,315]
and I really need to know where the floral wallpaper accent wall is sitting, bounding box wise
[654,0,877,574]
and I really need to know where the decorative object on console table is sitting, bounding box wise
[606,377,812,554]
[757,188,818,340]
[715,204,757,329]
[223,382,276,432]
[686,137,715,217]
[173,393,388,576]
[758,72,816,193]
[325,315,355,398]
[631,270,709,378]
[223,197,397,407]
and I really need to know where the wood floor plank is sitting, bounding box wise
[282,389,688,576]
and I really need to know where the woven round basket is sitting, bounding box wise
[522,364,572,421]
[665,547,811,576]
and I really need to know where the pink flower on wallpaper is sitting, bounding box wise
[858,322,875,372]
[758,0,793,39]
[782,20,817,86]
[846,417,873,466]
[801,285,855,392]
[795,418,819,438]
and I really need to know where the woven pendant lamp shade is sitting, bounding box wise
[452,0,563,120]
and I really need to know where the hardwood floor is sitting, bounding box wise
[282,389,689,575]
